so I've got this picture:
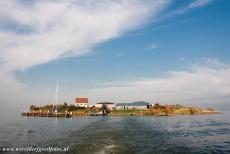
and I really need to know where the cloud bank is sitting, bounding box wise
[87,59,230,105]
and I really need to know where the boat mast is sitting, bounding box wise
[55,80,59,112]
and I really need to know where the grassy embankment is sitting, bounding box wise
[110,107,222,116]
[109,109,143,116]
[72,109,89,116]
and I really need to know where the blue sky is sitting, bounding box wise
[0,0,230,110]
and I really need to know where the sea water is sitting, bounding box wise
[0,111,230,154]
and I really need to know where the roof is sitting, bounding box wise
[116,101,149,106]
[75,97,88,103]
[96,102,115,105]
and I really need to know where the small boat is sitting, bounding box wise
[90,110,106,116]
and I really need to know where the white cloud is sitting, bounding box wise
[87,59,230,105]
[0,0,170,71]
[0,69,27,110]
[0,69,25,93]
[168,0,213,16]
[188,0,213,8]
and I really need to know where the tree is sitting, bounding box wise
[175,104,182,109]
[63,102,68,107]
[153,103,160,109]
[30,105,39,111]
[68,105,77,111]
[45,105,52,110]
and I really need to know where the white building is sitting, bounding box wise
[94,102,115,110]
[75,97,88,108]
[115,101,150,110]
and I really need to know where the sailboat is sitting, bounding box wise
[53,80,59,114]
[21,80,72,118]
[51,80,72,117]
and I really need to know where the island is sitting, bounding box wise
[22,101,222,117]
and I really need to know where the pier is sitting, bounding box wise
[21,111,72,118]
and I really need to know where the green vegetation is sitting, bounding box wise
[29,102,87,112]
[28,103,221,116]
[110,109,143,115]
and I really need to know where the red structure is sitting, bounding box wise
[75,98,88,104]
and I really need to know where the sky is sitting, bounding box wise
[0,0,230,111]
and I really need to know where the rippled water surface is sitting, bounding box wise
[0,111,230,154]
